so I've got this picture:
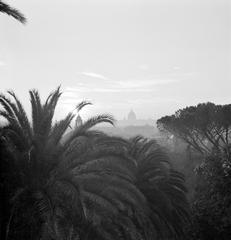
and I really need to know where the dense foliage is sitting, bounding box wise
[157,102,231,155]
[189,150,231,240]
[157,103,231,239]
[0,88,189,240]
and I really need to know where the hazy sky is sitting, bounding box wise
[0,0,230,120]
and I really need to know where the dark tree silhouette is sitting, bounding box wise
[189,151,231,240]
[0,0,26,23]
[94,135,190,239]
[157,102,231,156]
[0,87,190,239]
[128,136,190,239]
[0,87,119,239]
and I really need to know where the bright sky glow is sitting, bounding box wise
[0,0,230,120]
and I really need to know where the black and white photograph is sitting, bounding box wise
[0,0,230,239]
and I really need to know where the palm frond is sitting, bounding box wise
[0,93,31,149]
[63,114,115,147]
[79,114,115,132]
[75,100,92,113]
[41,87,62,138]
[0,93,16,118]
[33,189,54,220]
[7,90,32,138]
[29,89,42,135]
[49,113,75,145]
[0,1,26,23]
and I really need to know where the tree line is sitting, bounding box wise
[157,102,231,239]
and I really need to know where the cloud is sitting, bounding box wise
[60,98,91,105]
[127,97,181,105]
[63,77,180,95]
[61,73,184,113]
[75,69,185,92]
[60,76,182,117]
[117,79,179,88]
[77,72,109,80]
[65,86,153,93]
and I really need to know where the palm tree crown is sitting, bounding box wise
[0,87,189,240]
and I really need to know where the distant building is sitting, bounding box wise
[75,114,83,128]
[127,109,137,121]
[117,110,154,126]
[96,110,158,138]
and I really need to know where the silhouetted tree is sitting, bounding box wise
[0,87,190,239]
[189,150,231,239]
[128,136,190,239]
[157,103,231,239]
[157,102,231,156]
[0,88,119,239]
[95,135,190,239]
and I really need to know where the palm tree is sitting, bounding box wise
[0,0,26,23]
[0,87,158,240]
[0,87,190,239]
[94,135,190,239]
[127,136,190,239]
[0,87,125,239]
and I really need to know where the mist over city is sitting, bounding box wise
[0,1,230,239]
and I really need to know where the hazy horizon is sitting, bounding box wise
[0,0,230,120]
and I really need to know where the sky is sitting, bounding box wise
[0,0,230,121]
